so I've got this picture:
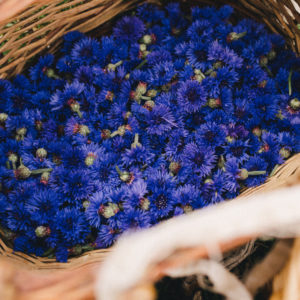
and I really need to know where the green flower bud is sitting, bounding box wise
[169,162,181,175]
[15,165,31,179]
[101,203,119,218]
[35,226,50,238]
[16,127,27,136]
[79,125,90,136]
[290,98,300,110]
[36,148,47,159]
[279,147,291,159]
[8,153,18,163]
[140,197,150,210]
[142,34,152,45]
[0,113,8,123]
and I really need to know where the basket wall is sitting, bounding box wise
[0,0,299,270]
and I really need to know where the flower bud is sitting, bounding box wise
[267,49,276,60]
[70,245,82,256]
[143,100,155,111]
[16,127,27,136]
[35,226,51,238]
[101,129,111,140]
[208,98,222,108]
[140,197,150,210]
[279,147,291,158]
[252,127,262,137]
[123,111,132,120]
[136,82,147,95]
[290,98,300,110]
[139,44,147,52]
[14,165,31,179]
[204,178,213,184]
[105,91,114,101]
[259,56,268,67]
[0,113,8,123]
[79,125,90,136]
[36,148,47,159]
[183,205,193,213]
[169,162,181,175]
[8,153,18,163]
[40,172,50,185]
[142,34,152,45]
[226,136,234,143]
[35,120,43,131]
[83,200,90,209]
[85,153,96,166]
[238,169,249,180]
[100,203,119,218]
[258,80,267,88]
[147,89,158,98]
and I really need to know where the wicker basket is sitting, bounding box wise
[0,0,299,299]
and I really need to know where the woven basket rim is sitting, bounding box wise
[0,0,299,269]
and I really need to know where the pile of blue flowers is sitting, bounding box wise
[0,3,299,262]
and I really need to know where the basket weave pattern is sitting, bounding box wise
[0,0,300,298]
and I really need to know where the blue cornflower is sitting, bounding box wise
[182,143,216,178]
[50,81,85,115]
[85,191,106,228]
[25,189,60,224]
[225,139,250,163]
[174,184,203,211]
[148,61,176,87]
[113,16,145,42]
[62,169,96,202]
[54,208,89,245]
[147,49,172,66]
[122,145,154,168]
[95,224,120,248]
[177,80,207,113]
[0,79,13,109]
[61,31,85,53]
[259,131,283,167]
[123,179,148,211]
[195,122,226,149]
[202,170,227,204]
[187,20,212,41]
[250,95,279,121]
[119,209,151,231]
[208,40,243,69]
[71,37,101,65]
[145,104,177,135]
[29,54,55,82]
[186,41,209,70]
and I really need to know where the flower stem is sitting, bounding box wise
[131,133,141,149]
[288,69,293,96]
[140,95,152,101]
[270,164,279,177]
[247,170,266,176]
[135,59,148,70]
[31,168,53,175]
